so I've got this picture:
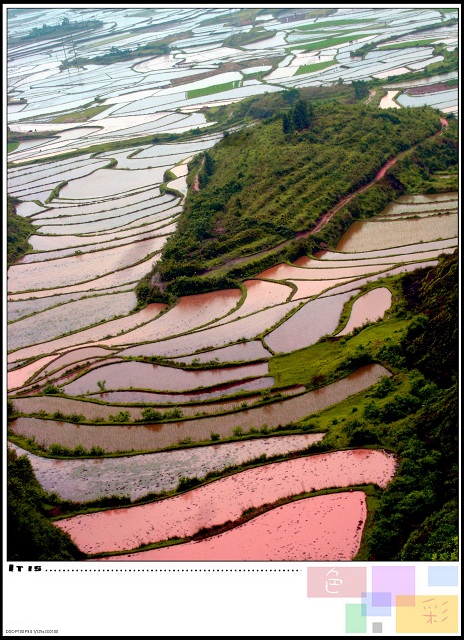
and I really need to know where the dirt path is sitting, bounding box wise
[191,157,205,192]
[306,156,400,236]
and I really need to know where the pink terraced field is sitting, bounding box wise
[62,361,269,395]
[290,277,357,300]
[256,263,384,281]
[171,340,271,364]
[7,303,166,364]
[7,238,165,292]
[8,256,161,302]
[335,214,458,253]
[99,492,367,561]
[118,300,302,358]
[265,290,359,353]
[209,280,292,325]
[105,289,242,346]
[86,376,274,404]
[55,449,395,554]
[337,288,392,336]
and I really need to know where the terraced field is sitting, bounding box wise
[7,7,458,571]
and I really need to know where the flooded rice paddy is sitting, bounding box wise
[317,262,438,298]
[397,192,457,204]
[9,433,324,501]
[8,291,137,351]
[264,290,360,353]
[315,238,457,262]
[37,207,180,237]
[335,214,458,253]
[59,167,168,200]
[33,347,118,377]
[8,238,165,293]
[55,449,395,554]
[86,376,275,404]
[257,262,385,281]
[209,280,293,326]
[171,341,272,364]
[290,278,358,300]
[295,247,455,268]
[10,364,389,452]
[32,193,175,226]
[11,387,298,421]
[8,355,58,391]
[117,300,302,358]
[379,199,458,216]
[379,90,401,109]
[62,361,270,395]
[337,288,392,336]
[7,303,166,363]
[23,229,173,263]
[7,260,160,302]
[104,289,242,346]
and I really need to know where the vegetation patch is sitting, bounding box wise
[7,447,85,560]
[224,27,276,48]
[7,196,38,266]
[378,38,438,49]
[295,18,378,30]
[295,60,337,75]
[186,80,242,100]
[59,41,170,70]
[49,104,110,123]
[289,33,379,52]
[12,16,103,43]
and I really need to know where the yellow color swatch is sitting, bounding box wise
[396,595,458,633]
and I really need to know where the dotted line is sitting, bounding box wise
[44,568,302,572]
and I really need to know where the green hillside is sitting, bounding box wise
[150,97,441,299]
[7,447,85,561]
[7,196,37,267]
[367,251,458,560]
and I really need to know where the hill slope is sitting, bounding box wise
[150,99,441,298]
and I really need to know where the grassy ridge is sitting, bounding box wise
[295,18,377,30]
[224,27,276,47]
[378,38,438,49]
